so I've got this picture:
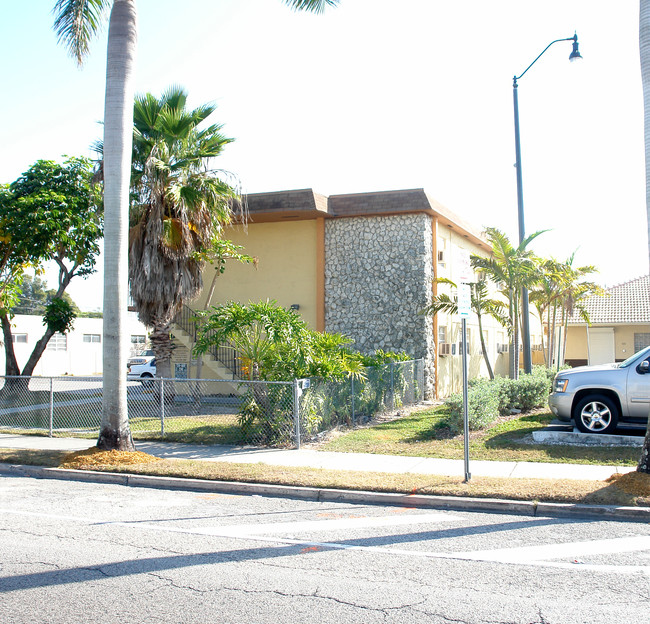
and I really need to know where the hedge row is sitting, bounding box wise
[442,366,556,433]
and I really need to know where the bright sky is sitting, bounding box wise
[1,0,647,311]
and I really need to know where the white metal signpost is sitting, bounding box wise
[455,250,472,483]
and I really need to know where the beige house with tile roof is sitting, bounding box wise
[564,275,650,366]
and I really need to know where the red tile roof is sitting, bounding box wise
[569,275,650,324]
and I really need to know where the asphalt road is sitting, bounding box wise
[1,475,649,624]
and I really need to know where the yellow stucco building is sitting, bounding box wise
[171,188,541,397]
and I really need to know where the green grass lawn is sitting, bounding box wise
[319,405,642,466]
[130,415,243,445]
[1,397,643,467]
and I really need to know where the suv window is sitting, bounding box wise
[618,345,650,368]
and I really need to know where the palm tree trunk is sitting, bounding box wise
[512,289,520,380]
[549,302,558,368]
[97,0,137,451]
[556,307,566,372]
[638,0,650,473]
[561,314,570,368]
[644,0,650,273]
[476,311,494,380]
[540,309,548,367]
[150,319,174,380]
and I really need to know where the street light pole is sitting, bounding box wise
[512,33,582,375]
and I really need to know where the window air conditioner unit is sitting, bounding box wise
[437,250,446,263]
[438,342,451,356]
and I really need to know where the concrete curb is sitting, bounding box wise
[3,464,649,522]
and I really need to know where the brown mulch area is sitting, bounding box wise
[59,447,162,469]
[606,471,650,497]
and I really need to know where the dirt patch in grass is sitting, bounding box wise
[59,447,163,469]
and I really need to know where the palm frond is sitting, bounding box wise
[52,0,110,66]
[283,0,340,14]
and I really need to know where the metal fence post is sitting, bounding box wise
[160,378,165,437]
[293,379,301,449]
[49,377,54,437]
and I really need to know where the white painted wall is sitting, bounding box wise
[0,314,150,377]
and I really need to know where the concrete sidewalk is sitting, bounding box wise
[0,433,636,481]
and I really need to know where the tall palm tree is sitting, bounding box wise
[52,0,340,451]
[128,87,237,380]
[529,258,565,367]
[471,227,544,379]
[529,256,602,369]
[54,0,136,450]
[553,255,602,370]
[638,0,650,474]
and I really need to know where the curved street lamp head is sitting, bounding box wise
[514,32,584,85]
[569,34,583,62]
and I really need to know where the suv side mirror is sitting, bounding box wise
[638,360,650,374]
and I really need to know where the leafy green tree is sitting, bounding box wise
[421,277,507,379]
[52,0,340,451]
[13,276,50,315]
[0,158,101,377]
[471,227,544,379]
[194,300,365,382]
[14,275,81,316]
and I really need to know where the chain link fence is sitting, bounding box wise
[0,360,424,448]
[297,359,425,443]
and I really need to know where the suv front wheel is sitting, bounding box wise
[573,394,619,434]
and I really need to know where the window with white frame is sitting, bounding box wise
[438,326,447,344]
[47,333,67,351]
[131,335,146,345]
[83,334,101,343]
[437,237,447,266]
[12,334,28,343]
[458,327,471,355]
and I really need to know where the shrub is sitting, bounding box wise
[443,382,500,434]
[444,367,556,433]
[513,368,552,411]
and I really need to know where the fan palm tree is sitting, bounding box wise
[52,0,340,451]
[471,227,544,379]
[127,87,237,380]
[421,277,507,380]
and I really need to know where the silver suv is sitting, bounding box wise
[548,346,650,434]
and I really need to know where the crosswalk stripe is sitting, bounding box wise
[3,509,649,575]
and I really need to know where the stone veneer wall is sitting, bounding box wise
[324,214,435,398]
